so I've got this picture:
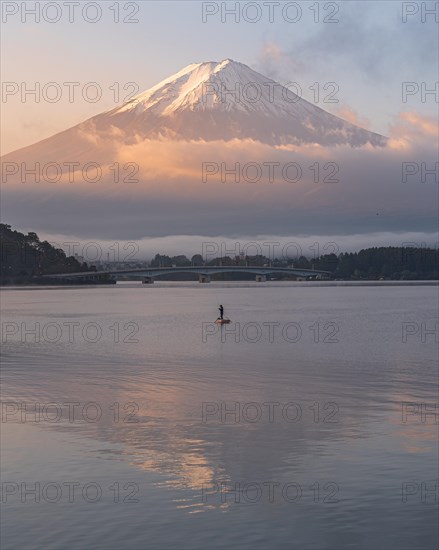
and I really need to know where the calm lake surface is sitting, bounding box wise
[1,282,438,550]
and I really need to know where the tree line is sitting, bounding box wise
[151,246,438,280]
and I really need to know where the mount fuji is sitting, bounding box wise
[5,59,420,241]
[3,59,386,163]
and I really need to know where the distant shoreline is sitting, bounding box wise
[1,280,437,290]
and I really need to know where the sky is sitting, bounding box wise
[2,0,437,152]
[1,0,438,256]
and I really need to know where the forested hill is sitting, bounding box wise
[0,224,90,284]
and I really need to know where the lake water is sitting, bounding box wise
[1,282,438,550]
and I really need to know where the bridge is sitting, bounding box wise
[45,265,333,283]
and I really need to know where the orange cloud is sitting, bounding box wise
[261,42,282,61]
[399,112,437,137]
[388,111,438,150]
[335,107,371,130]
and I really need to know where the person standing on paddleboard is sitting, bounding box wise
[218,305,224,320]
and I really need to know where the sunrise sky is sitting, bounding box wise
[1,1,437,253]
[2,0,437,154]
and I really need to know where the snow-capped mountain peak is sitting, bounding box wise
[114,58,302,117]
